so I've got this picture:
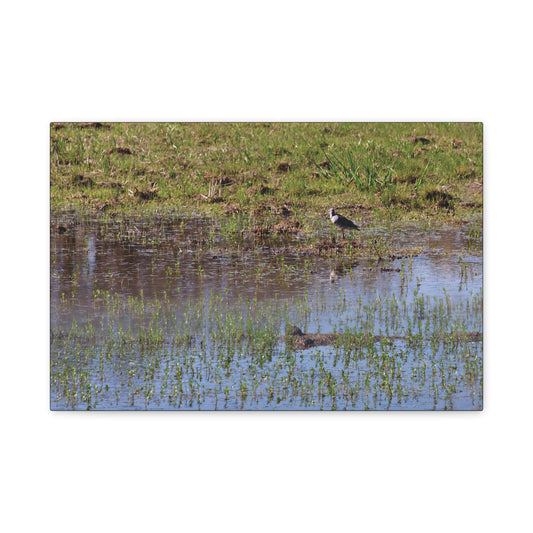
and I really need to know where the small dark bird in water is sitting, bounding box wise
[328,208,360,239]
[289,326,304,336]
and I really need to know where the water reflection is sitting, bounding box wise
[51,215,482,325]
[50,213,482,410]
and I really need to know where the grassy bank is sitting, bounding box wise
[50,122,482,224]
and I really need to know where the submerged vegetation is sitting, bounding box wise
[51,282,482,411]
[50,122,482,224]
[51,215,483,411]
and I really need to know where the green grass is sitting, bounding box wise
[50,122,482,223]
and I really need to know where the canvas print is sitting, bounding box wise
[50,123,483,410]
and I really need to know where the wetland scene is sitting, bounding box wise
[50,122,483,410]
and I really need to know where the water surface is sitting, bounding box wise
[51,213,482,410]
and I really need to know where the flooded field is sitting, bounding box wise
[50,212,483,410]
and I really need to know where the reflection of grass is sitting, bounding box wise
[50,122,482,223]
[53,209,420,261]
[51,281,483,411]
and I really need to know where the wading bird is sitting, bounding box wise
[328,208,360,239]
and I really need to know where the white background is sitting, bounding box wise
[2,1,531,531]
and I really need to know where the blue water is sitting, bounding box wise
[50,214,482,410]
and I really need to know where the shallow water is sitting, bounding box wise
[50,212,483,410]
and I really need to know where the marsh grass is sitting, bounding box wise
[51,281,482,411]
[50,122,482,223]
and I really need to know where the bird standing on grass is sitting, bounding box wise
[328,208,360,239]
